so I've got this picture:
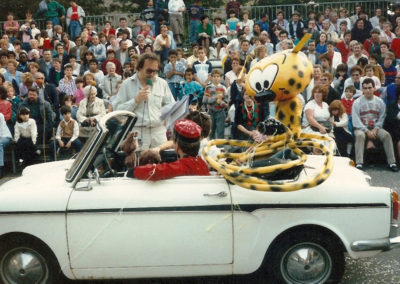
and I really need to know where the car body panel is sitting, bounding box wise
[67,176,233,276]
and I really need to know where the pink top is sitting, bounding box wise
[73,88,85,105]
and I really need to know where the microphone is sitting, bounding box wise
[145,78,153,87]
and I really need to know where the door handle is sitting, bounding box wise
[203,191,228,197]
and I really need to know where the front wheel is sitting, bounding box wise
[264,231,344,284]
[0,238,61,284]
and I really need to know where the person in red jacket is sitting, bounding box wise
[134,119,210,181]
[100,49,123,75]
[336,31,351,63]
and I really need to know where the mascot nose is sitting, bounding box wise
[255,90,276,104]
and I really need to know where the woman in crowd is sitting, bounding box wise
[234,90,265,140]
[198,15,213,51]
[224,57,241,88]
[79,50,95,75]
[76,85,106,136]
[302,85,331,139]
[316,32,328,55]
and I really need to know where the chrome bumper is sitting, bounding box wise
[351,224,400,252]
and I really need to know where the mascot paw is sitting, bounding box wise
[257,118,287,136]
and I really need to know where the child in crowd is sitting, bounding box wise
[183,68,204,109]
[73,77,85,107]
[369,53,385,85]
[193,46,212,87]
[362,64,381,89]
[176,48,187,68]
[226,10,239,41]
[54,105,82,158]
[4,82,20,132]
[333,63,348,95]
[203,69,228,139]
[329,100,353,157]
[14,107,37,166]
[48,58,63,87]
[381,51,397,86]
[123,62,133,77]
[61,95,77,120]
[46,21,54,39]
[341,85,356,135]
[164,49,185,101]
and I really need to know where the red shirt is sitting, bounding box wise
[0,100,12,122]
[134,156,210,181]
[336,41,350,63]
[70,6,79,21]
[391,38,400,59]
[341,98,354,115]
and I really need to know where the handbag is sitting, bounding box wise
[310,120,332,133]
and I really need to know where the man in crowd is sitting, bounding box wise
[352,78,398,172]
[20,86,54,147]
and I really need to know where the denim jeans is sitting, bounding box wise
[0,137,12,166]
[51,17,60,26]
[210,111,226,139]
[189,20,199,43]
[69,20,81,41]
[168,82,183,101]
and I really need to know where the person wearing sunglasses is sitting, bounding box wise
[113,53,175,150]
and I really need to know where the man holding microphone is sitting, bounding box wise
[112,53,175,150]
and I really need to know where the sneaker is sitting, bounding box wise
[389,164,399,172]
[355,164,363,170]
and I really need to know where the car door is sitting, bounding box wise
[66,175,233,272]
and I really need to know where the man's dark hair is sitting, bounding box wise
[119,17,127,22]
[28,86,39,94]
[61,105,72,115]
[173,133,201,157]
[136,53,159,71]
[344,31,352,37]
[336,63,348,73]
[362,77,375,87]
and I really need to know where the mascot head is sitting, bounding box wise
[245,34,313,103]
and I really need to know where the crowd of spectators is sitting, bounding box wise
[1,0,400,177]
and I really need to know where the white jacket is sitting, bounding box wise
[76,97,106,124]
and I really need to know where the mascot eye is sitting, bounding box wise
[261,64,278,91]
[249,69,263,92]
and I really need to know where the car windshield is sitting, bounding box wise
[66,112,137,184]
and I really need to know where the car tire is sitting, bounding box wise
[0,237,63,284]
[264,231,344,284]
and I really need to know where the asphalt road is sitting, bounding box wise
[0,164,399,284]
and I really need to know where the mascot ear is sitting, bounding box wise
[121,132,137,154]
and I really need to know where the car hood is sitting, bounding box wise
[0,160,74,212]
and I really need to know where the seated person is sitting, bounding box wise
[133,119,210,181]
[53,105,83,157]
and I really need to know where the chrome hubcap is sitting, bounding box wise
[1,247,48,284]
[281,242,332,284]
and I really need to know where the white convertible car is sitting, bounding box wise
[0,111,399,284]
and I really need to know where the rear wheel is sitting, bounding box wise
[264,231,344,284]
[0,238,61,284]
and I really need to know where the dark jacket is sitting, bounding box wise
[48,67,64,87]
[20,97,54,130]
